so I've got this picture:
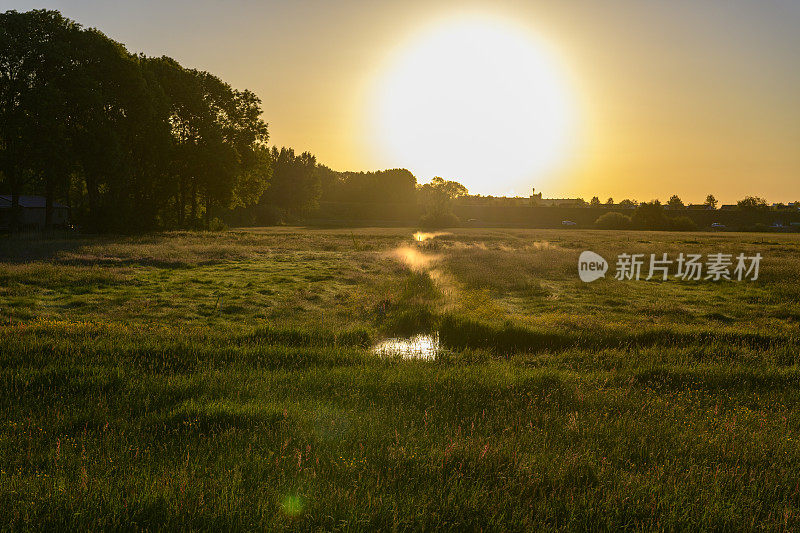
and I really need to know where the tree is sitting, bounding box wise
[737,196,768,210]
[606,197,614,207]
[632,200,668,229]
[318,167,416,205]
[143,56,206,227]
[1,8,271,233]
[418,177,467,212]
[704,194,718,209]
[667,195,684,209]
[618,199,637,209]
[417,176,468,227]
[669,216,697,231]
[422,176,467,199]
[261,147,320,219]
[595,211,631,229]
[589,196,601,207]
[0,10,81,230]
[232,145,272,209]
[69,28,171,232]
[143,57,270,229]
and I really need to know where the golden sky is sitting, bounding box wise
[9,0,800,203]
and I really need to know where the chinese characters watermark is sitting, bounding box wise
[579,251,761,282]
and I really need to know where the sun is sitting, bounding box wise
[369,16,579,195]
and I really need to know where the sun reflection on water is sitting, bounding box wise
[373,334,439,360]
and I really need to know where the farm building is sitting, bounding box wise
[0,195,70,231]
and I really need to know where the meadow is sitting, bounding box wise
[2,227,800,530]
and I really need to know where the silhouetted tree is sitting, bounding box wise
[632,200,668,229]
[318,167,416,205]
[704,194,718,209]
[0,10,81,230]
[667,195,684,209]
[417,176,468,228]
[1,9,271,232]
[595,211,631,229]
[418,177,467,213]
[737,196,768,210]
[144,57,270,228]
[589,196,601,207]
[69,29,171,232]
[260,147,320,220]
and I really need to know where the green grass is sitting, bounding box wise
[2,227,800,529]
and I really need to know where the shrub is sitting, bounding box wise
[208,217,228,231]
[668,216,698,231]
[418,211,460,230]
[595,211,632,229]
[753,223,770,232]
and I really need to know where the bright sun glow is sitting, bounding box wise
[370,16,578,195]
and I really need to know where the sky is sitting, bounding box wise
[6,0,800,203]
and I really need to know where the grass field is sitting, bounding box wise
[2,227,800,530]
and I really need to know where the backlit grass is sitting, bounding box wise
[2,228,800,529]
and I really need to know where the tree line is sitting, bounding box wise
[10,10,784,234]
[0,10,340,232]
[588,194,796,211]
[0,10,277,231]
[1,10,466,232]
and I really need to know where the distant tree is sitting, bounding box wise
[417,176,468,227]
[595,211,631,229]
[669,216,698,231]
[589,196,601,207]
[231,145,272,210]
[737,196,768,210]
[667,195,684,209]
[704,194,718,209]
[606,197,614,207]
[318,167,416,205]
[261,147,320,220]
[618,199,637,209]
[419,176,467,200]
[632,200,668,229]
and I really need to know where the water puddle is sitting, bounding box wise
[413,231,451,242]
[373,333,440,360]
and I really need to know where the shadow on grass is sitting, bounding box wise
[439,314,795,354]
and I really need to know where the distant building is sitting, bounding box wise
[530,189,584,207]
[0,195,70,231]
